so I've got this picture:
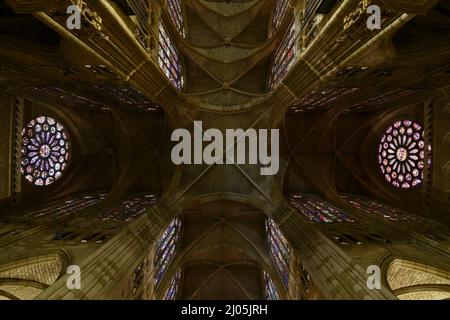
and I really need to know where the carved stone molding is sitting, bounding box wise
[343,0,396,33]
[10,96,23,205]
[47,0,109,40]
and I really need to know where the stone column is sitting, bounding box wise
[10,96,24,205]
[37,204,168,299]
[272,203,397,300]
[0,94,23,206]
[0,94,13,203]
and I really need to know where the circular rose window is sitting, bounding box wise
[21,116,70,186]
[378,120,426,189]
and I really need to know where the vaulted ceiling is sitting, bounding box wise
[157,0,282,299]
[179,0,275,110]
[0,0,449,301]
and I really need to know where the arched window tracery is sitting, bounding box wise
[289,194,355,223]
[164,269,182,300]
[272,0,290,32]
[154,217,182,286]
[95,194,158,222]
[341,194,418,222]
[24,193,106,219]
[263,270,279,300]
[167,0,185,37]
[266,218,290,287]
[269,19,297,89]
[158,22,184,90]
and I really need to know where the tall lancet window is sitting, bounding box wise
[289,194,355,223]
[95,194,158,222]
[269,19,297,89]
[272,0,290,32]
[158,22,184,90]
[164,269,182,300]
[266,218,290,288]
[263,270,280,300]
[378,120,429,189]
[21,116,70,186]
[155,217,182,286]
[167,0,185,37]
[341,194,418,222]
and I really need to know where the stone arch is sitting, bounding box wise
[384,258,450,300]
[0,250,70,300]
[154,196,286,300]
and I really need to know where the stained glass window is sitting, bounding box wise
[272,0,290,32]
[263,270,279,300]
[164,269,182,300]
[21,116,70,186]
[341,194,418,222]
[24,193,106,219]
[155,217,182,286]
[266,218,290,288]
[378,120,430,189]
[96,194,158,222]
[158,22,184,90]
[269,19,297,89]
[167,0,185,37]
[289,194,355,223]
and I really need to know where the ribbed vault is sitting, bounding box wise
[1,0,450,302]
[156,200,281,300]
[178,0,279,110]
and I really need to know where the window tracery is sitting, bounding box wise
[289,194,355,223]
[96,194,158,222]
[341,194,418,222]
[378,120,429,189]
[155,217,182,286]
[167,0,185,37]
[266,218,290,287]
[21,116,70,186]
[269,19,297,89]
[164,269,182,300]
[263,270,279,300]
[158,22,184,90]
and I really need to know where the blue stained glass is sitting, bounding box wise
[158,22,184,90]
[164,269,182,300]
[155,217,182,286]
[167,0,185,37]
[266,218,290,288]
[289,194,355,223]
[263,270,279,300]
[341,194,418,222]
